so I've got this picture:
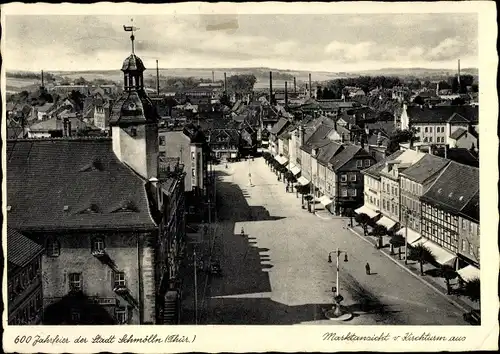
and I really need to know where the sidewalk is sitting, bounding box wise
[348,224,477,312]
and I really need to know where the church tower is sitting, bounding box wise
[110,28,159,180]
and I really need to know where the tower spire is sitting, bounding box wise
[123,18,140,54]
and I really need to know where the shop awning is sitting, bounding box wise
[274,155,288,165]
[411,238,426,247]
[230,152,237,158]
[414,239,457,266]
[297,176,310,186]
[291,165,301,176]
[319,195,333,207]
[286,163,295,171]
[396,227,421,245]
[355,205,380,219]
[376,216,397,230]
[457,265,480,282]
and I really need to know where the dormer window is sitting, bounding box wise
[130,127,137,137]
[112,201,138,213]
[91,237,105,253]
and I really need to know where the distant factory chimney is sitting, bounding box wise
[269,71,273,105]
[285,81,288,107]
[293,77,297,94]
[212,70,215,83]
[41,70,45,89]
[156,60,160,95]
[224,72,227,92]
[309,73,312,98]
[458,59,461,85]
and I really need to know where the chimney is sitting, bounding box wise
[41,70,45,88]
[308,73,312,97]
[156,60,160,95]
[285,81,288,106]
[436,81,440,96]
[293,77,297,94]
[212,70,215,83]
[269,71,273,104]
[458,59,461,85]
[68,119,72,137]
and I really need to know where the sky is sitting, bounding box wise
[4,13,478,73]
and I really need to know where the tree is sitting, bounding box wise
[372,224,387,249]
[389,231,405,256]
[69,90,85,112]
[354,213,371,235]
[409,244,437,276]
[412,96,425,105]
[227,74,257,94]
[387,128,419,155]
[451,97,466,105]
[440,265,458,295]
[74,76,88,85]
[463,277,480,304]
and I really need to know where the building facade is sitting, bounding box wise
[7,228,44,325]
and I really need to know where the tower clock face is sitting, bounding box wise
[128,102,136,110]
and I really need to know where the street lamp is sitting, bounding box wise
[327,248,349,317]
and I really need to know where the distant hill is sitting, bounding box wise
[351,67,478,78]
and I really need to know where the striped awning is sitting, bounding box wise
[411,239,457,266]
[355,205,380,219]
[297,176,310,186]
[457,265,480,282]
[319,195,333,207]
[274,155,288,165]
[396,227,421,245]
[376,216,397,230]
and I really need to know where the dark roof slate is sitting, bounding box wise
[269,117,290,135]
[7,139,156,231]
[302,123,335,154]
[449,127,468,139]
[7,227,43,273]
[400,154,450,183]
[420,161,479,214]
[406,105,478,124]
[328,143,363,171]
[362,150,405,178]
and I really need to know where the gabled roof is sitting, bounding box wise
[269,117,290,135]
[460,191,479,222]
[447,113,470,124]
[7,138,156,231]
[362,150,405,178]
[7,227,44,274]
[449,127,468,140]
[406,105,478,124]
[432,147,479,168]
[420,161,479,214]
[400,154,450,183]
[316,141,343,165]
[302,123,335,154]
[328,143,364,171]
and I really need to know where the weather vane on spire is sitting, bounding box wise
[123,18,140,54]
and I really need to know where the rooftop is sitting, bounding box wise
[420,161,479,215]
[362,150,405,178]
[406,105,479,124]
[7,138,156,231]
[400,153,450,183]
[7,227,44,274]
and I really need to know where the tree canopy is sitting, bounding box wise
[386,129,418,155]
[226,74,257,94]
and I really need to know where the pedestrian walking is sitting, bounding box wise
[365,262,371,275]
[240,227,245,236]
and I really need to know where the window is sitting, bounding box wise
[383,199,386,209]
[91,237,105,253]
[425,127,428,133]
[469,243,474,256]
[364,159,370,167]
[462,219,467,230]
[429,127,433,133]
[115,307,128,324]
[341,189,348,197]
[130,127,137,137]
[46,238,60,257]
[341,175,347,182]
[429,137,433,143]
[114,271,126,288]
[159,136,166,146]
[356,160,363,168]
[191,152,195,160]
[469,221,473,233]
[192,168,196,178]
[349,189,357,197]
[69,273,82,292]
[349,174,357,182]
[462,240,467,251]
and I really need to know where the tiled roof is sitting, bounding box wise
[121,54,146,71]
[400,154,450,183]
[406,105,478,124]
[29,117,98,132]
[7,227,43,273]
[420,161,479,214]
[362,150,405,178]
[316,141,343,165]
[7,138,156,231]
[449,127,468,140]
[109,91,159,125]
[328,143,363,171]
[460,191,479,222]
[302,123,335,154]
[269,117,290,135]
[432,147,479,168]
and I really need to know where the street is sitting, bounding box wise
[184,157,467,325]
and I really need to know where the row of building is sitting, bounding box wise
[7,48,213,325]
